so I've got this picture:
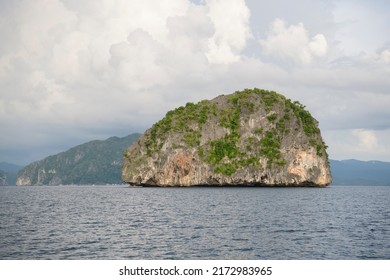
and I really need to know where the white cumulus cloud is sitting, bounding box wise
[380,49,390,64]
[1,0,390,164]
[205,0,251,64]
[353,129,379,150]
[260,18,328,65]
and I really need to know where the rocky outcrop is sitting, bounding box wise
[0,170,7,186]
[0,162,22,186]
[16,164,60,186]
[122,88,332,187]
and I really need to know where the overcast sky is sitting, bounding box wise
[1,0,390,165]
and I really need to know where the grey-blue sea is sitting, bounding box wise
[0,185,389,259]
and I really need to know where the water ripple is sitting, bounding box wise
[0,185,389,259]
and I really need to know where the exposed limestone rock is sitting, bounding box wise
[15,175,31,186]
[122,88,332,187]
[0,170,7,186]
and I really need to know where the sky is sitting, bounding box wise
[0,0,390,166]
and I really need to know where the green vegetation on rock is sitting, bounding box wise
[125,88,329,178]
[259,130,286,167]
[145,100,216,155]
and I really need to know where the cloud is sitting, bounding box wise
[325,128,390,161]
[308,34,328,57]
[1,0,390,164]
[260,18,328,65]
[353,129,379,150]
[0,0,254,163]
[205,0,251,64]
[107,29,170,91]
[332,0,390,55]
[380,49,390,64]
[379,49,390,74]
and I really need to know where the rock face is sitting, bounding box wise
[0,170,7,186]
[122,89,332,187]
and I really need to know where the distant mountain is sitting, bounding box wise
[0,162,23,173]
[16,134,140,186]
[330,159,390,186]
[0,162,23,186]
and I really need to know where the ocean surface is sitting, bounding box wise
[0,185,389,259]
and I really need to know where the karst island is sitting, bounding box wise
[122,88,332,187]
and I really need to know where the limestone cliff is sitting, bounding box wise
[122,89,332,187]
[0,170,7,186]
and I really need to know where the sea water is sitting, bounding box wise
[0,185,389,259]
